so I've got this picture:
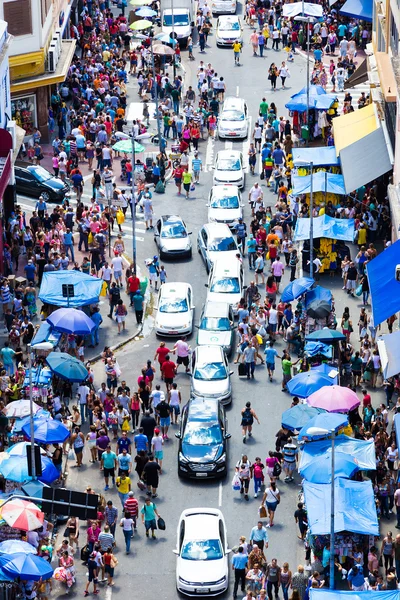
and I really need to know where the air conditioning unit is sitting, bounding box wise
[52,35,61,59]
[6,120,16,150]
[47,46,57,72]
[55,27,63,43]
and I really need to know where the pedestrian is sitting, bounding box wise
[182,169,193,199]
[241,401,260,442]
[124,491,139,529]
[115,471,131,508]
[281,563,292,600]
[114,299,128,334]
[235,454,252,501]
[151,428,164,472]
[282,437,298,482]
[101,445,117,491]
[140,497,161,539]
[255,251,265,286]
[243,341,257,380]
[266,558,281,599]
[84,553,99,597]
[252,456,265,498]
[71,427,85,467]
[192,151,202,184]
[132,290,144,325]
[120,511,135,554]
[232,546,248,599]
[98,525,115,553]
[108,282,121,319]
[261,481,280,527]
[103,548,118,587]
[160,354,177,392]
[294,502,308,540]
[249,521,269,552]
[104,501,118,537]
[143,454,161,498]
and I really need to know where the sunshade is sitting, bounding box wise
[153,43,175,55]
[291,172,346,195]
[299,435,376,471]
[307,299,332,319]
[13,412,51,433]
[154,32,177,44]
[299,452,359,483]
[0,498,44,531]
[282,1,323,16]
[307,385,360,413]
[0,455,59,485]
[281,404,324,431]
[46,352,89,382]
[1,553,53,581]
[333,103,377,155]
[47,307,95,335]
[136,6,157,15]
[281,277,314,302]
[297,412,349,441]
[287,370,334,398]
[112,139,145,154]
[39,271,102,307]
[304,342,333,358]
[294,215,354,242]
[285,86,337,112]
[305,328,346,343]
[367,239,400,327]
[340,0,372,21]
[22,418,70,444]
[311,364,338,384]
[129,19,153,30]
[130,0,151,5]
[7,442,46,457]
[303,479,379,535]
[0,540,37,555]
[292,147,339,167]
[304,286,332,307]
[377,331,400,378]
[5,400,41,419]
[310,590,399,600]
[22,481,49,500]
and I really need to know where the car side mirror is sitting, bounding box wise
[188,232,192,235]
[172,549,179,555]
[204,283,209,288]
[224,433,231,440]
[243,285,247,289]
[229,371,234,376]
[175,432,181,439]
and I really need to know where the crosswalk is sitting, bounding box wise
[332,82,371,113]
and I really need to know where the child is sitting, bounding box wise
[159,265,167,285]
[77,339,85,362]
[252,456,265,498]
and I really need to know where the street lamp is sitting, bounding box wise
[305,426,336,589]
[294,15,316,146]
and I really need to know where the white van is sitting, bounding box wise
[205,257,245,316]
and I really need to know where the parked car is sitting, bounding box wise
[174,507,230,596]
[155,282,195,336]
[205,257,245,316]
[197,300,235,356]
[191,345,233,405]
[215,15,243,46]
[154,215,192,259]
[15,162,70,202]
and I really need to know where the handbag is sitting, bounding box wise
[137,479,146,491]
[260,171,265,180]
[259,505,267,519]
[157,516,166,530]
[232,473,241,491]
[110,556,118,568]
[355,284,363,297]
[63,527,71,538]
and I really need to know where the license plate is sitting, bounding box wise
[228,132,237,136]
[196,473,208,477]
[168,331,176,334]
[195,589,210,594]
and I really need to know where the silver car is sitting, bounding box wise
[191,345,233,405]
[154,215,192,259]
[197,222,239,273]
[155,282,195,336]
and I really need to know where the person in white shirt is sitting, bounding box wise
[151,429,164,472]
[253,125,263,152]
[111,255,124,287]
[168,383,182,424]
[248,183,263,209]
[173,338,191,373]
[101,262,113,289]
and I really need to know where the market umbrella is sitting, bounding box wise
[311,364,339,383]
[136,6,157,16]
[112,139,145,154]
[22,418,70,444]
[0,540,37,555]
[45,352,89,383]
[154,32,177,44]
[129,19,153,30]
[1,553,53,581]
[4,400,41,419]
[304,342,333,358]
[281,404,324,431]
[7,442,46,458]
[287,370,334,398]
[307,299,332,319]
[0,455,59,485]
[22,481,49,500]
[153,43,175,55]
[46,308,95,335]
[281,277,314,302]
[305,328,346,343]
[15,411,51,433]
[0,498,44,532]
[299,452,359,483]
[304,286,333,307]
[307,385,360,413]
[297,412,349,441]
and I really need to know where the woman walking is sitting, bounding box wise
[235,454,252,501]
[261,480,280,527]
[115,299,128,334]
[71,427,85,468]
[241,401,260,443]
[120,510,135,554]
[279,62,290,89]
[103,548,117,586]
[268,64,278,91]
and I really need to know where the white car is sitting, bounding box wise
[212,0,236,14]
[216,15,243,46]
[217,97,248,140]
[155,282,195,336]
[174,507,230,596]
[206,256,245,316]
[207,185,243,229]
[197,222,239,273]
[191,345,233,405]
[213,150,245,189]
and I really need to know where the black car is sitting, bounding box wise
[15,163,70,202]
[176,397,230,479]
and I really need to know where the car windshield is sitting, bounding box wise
[210,194,240,209]
[183,422,223,445]
[161,222,187,238]
[208,237,236,252]
[159,298,188,313]
[217,158,241,170]
[210,277,240,293]
[31,166,52,182]
[219,20,240,30]
[194,362,227,381]
[163,14,189,25]
[181,539,223,561]
[200,317,231,331]
[221,110,245,122]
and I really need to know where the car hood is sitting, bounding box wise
[197,329,232,348]
[219,118,246,131]
[208,207,242,222]
[44,177,67,190]
[207,249,238,265]
[163,24,191,38]
[217,29,241,39]
[177,556,227,583]
[192,377,230,397]
[156,311,190,328]
[207,290,242,308]
[181,442,223,462]
[159,237,191,251]
[214,169,243,183]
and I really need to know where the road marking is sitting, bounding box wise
[206,135,215,173]
[105,585,112,600]
[218,481,223,507]
[236,85,239,97]
[224,141,233,150]
[123,233,145,242]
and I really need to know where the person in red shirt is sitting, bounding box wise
[172,165,185,195]
[160,355,177,392]
[123,491,138,527]
[128,274,140,306]
[154,342,172,376]
[362,389,372,407]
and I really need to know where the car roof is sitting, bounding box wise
[216,149,242,160]
[203,222,233,238]
[203,301,230,318]
[161,215,184,224]
[160,282,190,297]
[195,345,225,364]
[210,185,239,197]
[187,396,220,421]
[211,256,241,276]
[222,96,245,111]
[218,15,239,23]
[183,512,220,539]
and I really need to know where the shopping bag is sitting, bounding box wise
[100,281,108,297]
[232,473,241,491]
[155,180,165,193]
[190,183,196,191]
[157,517,166,530]
[88,232,94,245]
[116,210,125,225]
[259,505,267,519]
[355,284,362,297]
[137,480,146,491]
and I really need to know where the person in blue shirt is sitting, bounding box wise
[134,427,148,453]
[313,47,322,62]
[261,144,272,163]
[264,341,281,382]
[116,432,132,454]
[63,228,75,261]
[272,145,285,167]
[24,260,36,283]
[89,307,103,347]
[246,234,257,270]
[232,546,248,598]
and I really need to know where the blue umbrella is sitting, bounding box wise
[297,413,349,441]
[7,442,46,458]
[281,404,324,431]
[22,418,70,444]
[311,364,338,384]
[305,286,333,307]
[46,308,95,335]
[154,32,177,44]
[136,6,157,16]
[14,410,51,433]
[281,277,314,302]
[0,540,37,555]
[299,452,359,483]
[0,456,59,485]
[22,480,49,500]
[304,342,333,358]
[287,370,334,398]
[46,352,89,382]
[305,328,346,343]
[1,553,53,581]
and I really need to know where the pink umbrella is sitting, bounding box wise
[306,385,360,413]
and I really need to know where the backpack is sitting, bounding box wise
[273,462,282,477]
[242,408,253,425]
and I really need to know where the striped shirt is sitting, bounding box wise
[124,497,139,517]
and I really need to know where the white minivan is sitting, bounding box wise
[205,257,245,316]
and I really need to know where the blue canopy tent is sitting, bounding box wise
[340,0,373,20]
[39,271,103,308]
[304,342,333,358]
[294,215,355,242]
[305,286,333,308]
[299,452,359,483]
[291,172,346,195]
[310,591,399,600]
[292,147,340,168]
[394,414,400,454]
[297,412,348,441]
[303,479,379,535]
[366,240,400,326]
[281,404,324,431]
[286,86,337,113]
[299,435,376,471]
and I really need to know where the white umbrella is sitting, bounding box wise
[5,400,41,418]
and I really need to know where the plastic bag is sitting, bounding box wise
[355,284,362,297]
[232,473,241,491]
[68,449,75,461]
[190,183,196,191]
[116,210,125,225]
[114,360,122,377]
[100,281,108,297]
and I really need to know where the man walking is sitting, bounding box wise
[249,521,269,552]
[104,501,118,536]
[101,445,117,491]
[232,546,248,598]
[282,437,298,482]
[243,341,257,380]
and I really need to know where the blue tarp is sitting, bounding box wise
[292,172,346,195]
[394,414,400,455]
[294,215,355,242]
[311,590,399,600]
[299,452,359,483]
[31,323,62,348]
[366,240,400,327]
[292,147,340,167]
[286,85,337,113]
[303,479,379,535]
[305,286,333,308]
[299,434,376,471]
[39,271,103,307]
[304,342,333,358]
[340,0,373,21]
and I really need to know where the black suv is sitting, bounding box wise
[15,162,70,202]
[176,397,230,479]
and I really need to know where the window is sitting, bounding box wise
[40,0,52,25]
[4,0,32,36]
[390,14,399,55]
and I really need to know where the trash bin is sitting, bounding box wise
[301,125,310,141]
[140,277,148,296]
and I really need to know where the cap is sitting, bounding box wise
[128,491,134,496]
[154,428,160,434]
[153,255,158,260]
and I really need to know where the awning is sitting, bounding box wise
[340,0,373,21]
[344,59,368,88]
[291,172,346,195]
[294,215,355,242]
[299,434,376,471]
[311,589,400,600]
[292,147,339,167]
[39,271,103,307]
[366,239,400,326]
[333,103,377,155]
[282,2,323,17]
[377,331,400,378]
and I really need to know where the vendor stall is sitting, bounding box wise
[39,271,103,309]
[285,85,337,141]
[299,435,376,472]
